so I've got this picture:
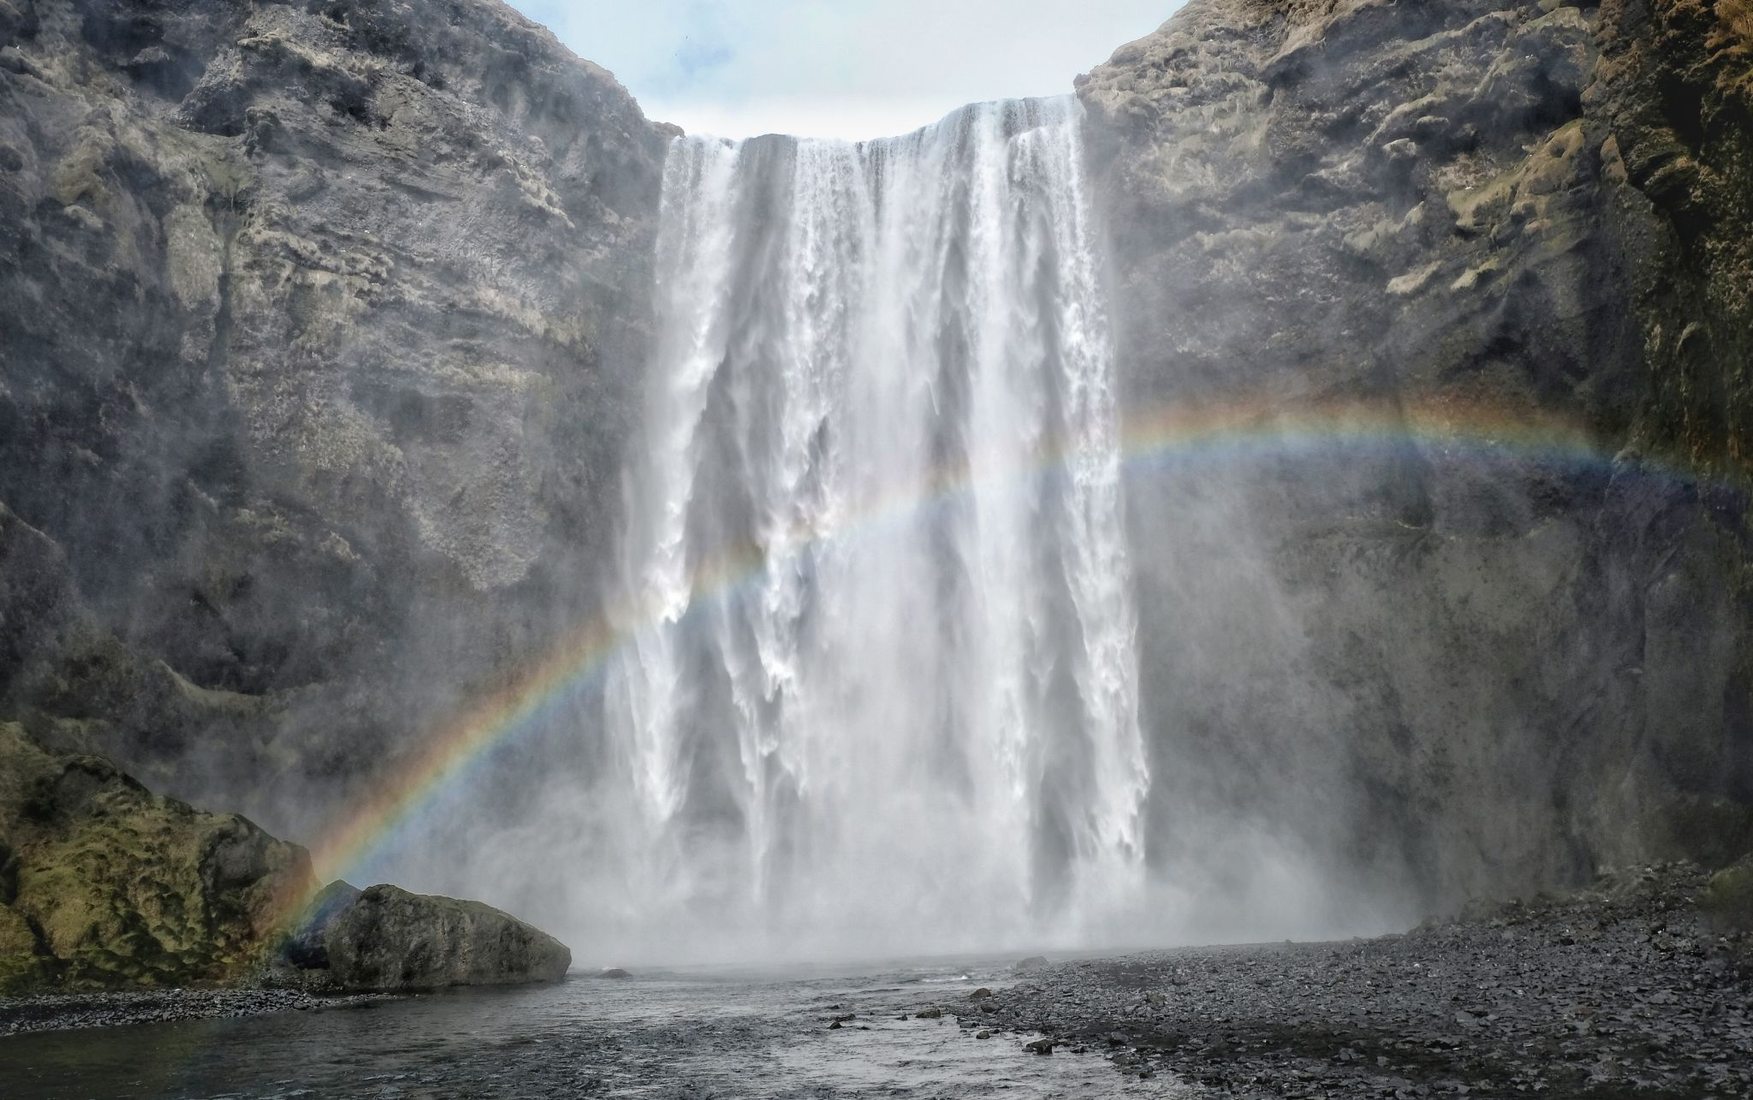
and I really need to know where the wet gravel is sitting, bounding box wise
[0,988,390,1037]
[964,864,1753,1097]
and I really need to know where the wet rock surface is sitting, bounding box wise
[969,865,1753,1096]
[1073,0,1753,930]
[0,0,668,835]
[310,883,571,992]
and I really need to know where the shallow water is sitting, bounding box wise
[0,959,1188,1098]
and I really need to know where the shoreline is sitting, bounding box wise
[8,862,1751,1098]
[0,988,394,1038]
[959,863,1753,1096]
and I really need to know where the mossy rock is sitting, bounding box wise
[0,722,316,992]
[1700,862,1753,933]
[0,904,55,994]
[1652,795,1753,869]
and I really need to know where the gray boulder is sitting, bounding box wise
[294,883,570,992]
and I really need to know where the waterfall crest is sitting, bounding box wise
[599,97,1147,958]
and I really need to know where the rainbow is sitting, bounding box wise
[270,392,1704,929]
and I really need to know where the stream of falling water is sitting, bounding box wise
[595,97,1146,961]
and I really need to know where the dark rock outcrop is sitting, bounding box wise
[279,877,361,969]
[290,882,570,991]
[0,0,668,832]
[0,723,570,994]
[0,721,314,992]
[1079,0,1753,923]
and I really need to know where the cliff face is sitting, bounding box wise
[0,0,667,824]
[1079,0,1753,921]
[1,0,1749,938]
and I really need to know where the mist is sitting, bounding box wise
[356,95,1432,964]
[3,0,1746,1006]
[314,0,1753,972]
[4,0,1751,1094]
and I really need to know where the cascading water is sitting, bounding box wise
[595,97,1147,960]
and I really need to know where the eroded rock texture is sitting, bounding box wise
[1080,0,1753,923]
[312,882,570,991]
[0,0,667,829]
[0,722,570,993]
[0,721,315,992]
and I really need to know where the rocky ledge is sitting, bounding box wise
[936,863,1753,1096]
[0,722,569,1008]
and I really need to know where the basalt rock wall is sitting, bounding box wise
[1079,0,1753,925]
[0,0,668,833]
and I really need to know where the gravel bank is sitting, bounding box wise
[958,865,1753,1097]
[0,989,391,1037]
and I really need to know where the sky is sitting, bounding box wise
[507,1,1186,139]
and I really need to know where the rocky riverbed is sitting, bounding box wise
[0,988,388,1037]
[954,864,1753,1097]
[6,864,1752,1096]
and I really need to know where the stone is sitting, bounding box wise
[280,880,362,970]
[0,722,314,990]
[1700,862,1753,934]
[317,885,570,993]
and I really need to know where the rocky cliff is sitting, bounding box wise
[1078,0,1753,924]
[1,0,1750,943]
[0,0,667,830]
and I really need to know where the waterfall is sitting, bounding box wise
[596,97,1147,959]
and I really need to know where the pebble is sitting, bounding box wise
[0,988,390,1037]
[967,863,1753,1094]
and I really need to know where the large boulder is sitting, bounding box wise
[309,883,570,992]
[0,723,571,994]
[0,722,315,992]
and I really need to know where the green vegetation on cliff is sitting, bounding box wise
[0,722,313,993]
[0,723,572,995]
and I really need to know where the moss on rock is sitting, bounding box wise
[1701,861,1753,933]
[0,723,315,991]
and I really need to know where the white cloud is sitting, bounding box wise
[511,1,1186,139]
